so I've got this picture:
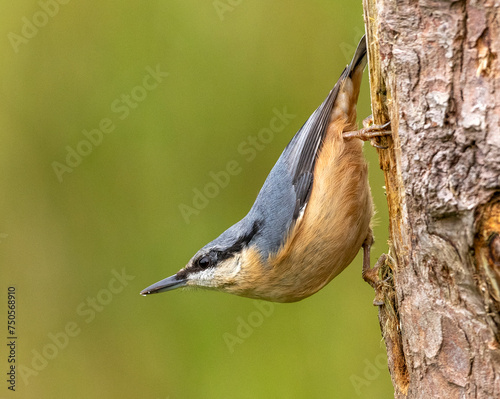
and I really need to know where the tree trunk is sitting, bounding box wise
[361,0,500,397]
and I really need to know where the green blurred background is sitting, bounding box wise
[0,1,392,398]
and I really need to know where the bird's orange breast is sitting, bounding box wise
[233,119,373,302]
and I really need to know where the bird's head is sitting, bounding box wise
[140,248,246,295]
[140,219,264,297]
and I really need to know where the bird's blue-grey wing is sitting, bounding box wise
[285,35,367,220]
[207,36,367,259]
[241,78,345,258]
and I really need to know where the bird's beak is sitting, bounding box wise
[140,275,187,296]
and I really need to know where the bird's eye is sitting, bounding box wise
[198,256,211,269]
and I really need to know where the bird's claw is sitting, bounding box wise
[362,246,391,307]
[343,115,392,149]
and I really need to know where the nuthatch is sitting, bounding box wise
[141,35,390,302]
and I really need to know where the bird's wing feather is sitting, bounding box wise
[285,77,346,219]
[285,35,367,220]
[207,36,367,259]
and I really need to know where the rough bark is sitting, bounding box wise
[362,0,500,397]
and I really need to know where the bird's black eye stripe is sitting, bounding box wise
[218,220,262,261]
[176,252,216,280]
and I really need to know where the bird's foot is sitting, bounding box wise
[363,254,390,306]
[362,232,391,306]
[343,115,391,149]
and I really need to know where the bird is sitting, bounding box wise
[141,35,390,303]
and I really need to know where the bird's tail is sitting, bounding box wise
[347,35,367,79]
[328,35,367,125]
